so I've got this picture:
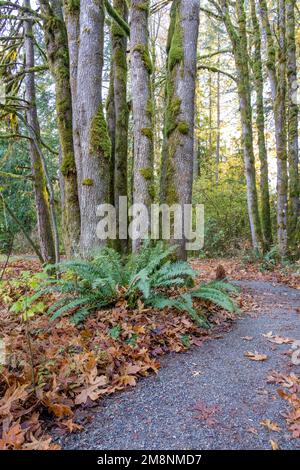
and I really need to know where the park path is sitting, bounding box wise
[63,280,300,450]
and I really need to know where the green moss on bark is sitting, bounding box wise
[168,0,183,71]
[166,95,181,137]
[136,1,149,12]
[82,178,94,186]
[89,105,111,159]
[132,43,153,75]
[141,127,153,140]
[140,167,153,180]
[177,121,189,134]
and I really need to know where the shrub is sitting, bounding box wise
[35,243,239,327]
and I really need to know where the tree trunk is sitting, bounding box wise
[130,0,154,251]
[111,0,129,253]
[250,0,272,249]
[24,0,56,264]
[259,0,288,259]
[40,0,80,258]
[286,0,299,253]
[106,58,116,206]
[63,1,82,199]
[161,0,200,260]
[220,0,262,252]
[76,0,111,257]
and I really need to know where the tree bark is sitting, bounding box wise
[161,0,200,260]
[259,0,288,259]
[286,0,299,253]
[111,0,129,253]
[250,0,272,249]
[40,0,80,258]
[130,0,154,251]
[23,0,56,264]
[73,0,111,257]
[63,1,82,199]
[220,0,262,252]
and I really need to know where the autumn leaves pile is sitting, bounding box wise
[0,259,238,450]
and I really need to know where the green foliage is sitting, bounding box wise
[35,243,238,327]
[191,286,239,314]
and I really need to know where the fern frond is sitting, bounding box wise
[205,281,240,294]
[191,287,238,313]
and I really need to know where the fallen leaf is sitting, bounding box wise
[261,419,281,432]
[244,351,268,361]
[247,427,258,435]
[242,336,254,341]
[289,423,300,439]
[61,419,84,433]
[263,332,293,345]
[270,439,280,450]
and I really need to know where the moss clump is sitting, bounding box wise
[82,178,94,186]
[146,98,154,118]
[141,127,153,140]
[61,152,75,177]
[168,2,183,70]
[89,104,111,159]
[148,183,155,200]
[166,95,181,137]
[136,1,149,12]
[140,167,153,180]
[65,0,80,13]
[177,121,189,134]
[133,44,153,75]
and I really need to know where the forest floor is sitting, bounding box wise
[62,278,300,450]
[0,257,299,450]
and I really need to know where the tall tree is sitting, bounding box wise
[63,0,82,203]
[259,0,288,258]
[286,0,299,253]
[23,0,56,264]
[110,0,129,253]
[130,0,154,251]
[250,0,272,248]
[39,0,81,258]
[64,0,111,257]
[161,0,200,260]
[219,0,262,252]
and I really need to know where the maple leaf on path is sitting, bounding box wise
[262,331,293,345]
[244,351,268,361]
[193,400,220,426]
[270,439,280,450]
[74,375,107,405]
[0,422,25,450]
[261,419,281,432]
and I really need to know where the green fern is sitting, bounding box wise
[191,287,238,313]
[39,243,238,326]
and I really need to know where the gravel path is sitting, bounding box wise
[63,280,300,450]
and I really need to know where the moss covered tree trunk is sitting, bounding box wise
[160,0,200,260]
[40,0,80,258]
[111,0,129,253]
[63,1,82,200]
[24,0,56,264]
[250,0,272,249]
[286,0,299,253]
[220,0,262,252]
[130,0,154,251]
[106,59,116,206]
[259,0,288,259]
[71,0,111,257]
